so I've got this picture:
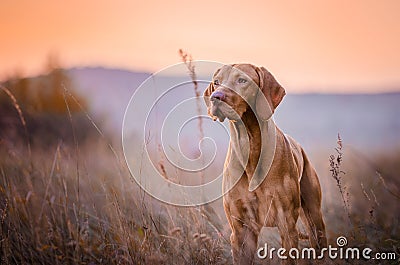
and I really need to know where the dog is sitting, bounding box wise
[203,64,327,264]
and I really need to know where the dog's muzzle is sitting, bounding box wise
[210,91,227,122]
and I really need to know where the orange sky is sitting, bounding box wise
[1,0,400,92]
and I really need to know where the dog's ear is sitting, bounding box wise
[255,66,286,121]
[203,67,221,116]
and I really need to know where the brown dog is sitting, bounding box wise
[203,64,327,264]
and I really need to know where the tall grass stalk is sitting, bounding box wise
[0,85,31,163]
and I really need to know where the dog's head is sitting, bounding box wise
[203,64,285,122]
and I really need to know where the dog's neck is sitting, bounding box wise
[241,109,262,141]
[228,109,276,191]
[232,109,261,177]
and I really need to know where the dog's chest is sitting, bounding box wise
[224,178,279,228]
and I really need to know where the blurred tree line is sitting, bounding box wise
[0,55,96,147]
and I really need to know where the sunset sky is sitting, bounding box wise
[1,0,400,92]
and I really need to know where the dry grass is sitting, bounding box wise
[0,85,231,265]
[0,134,231,265]
[322,135,400,262]
[1,79,399,264]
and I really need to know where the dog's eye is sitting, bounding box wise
[213,79,220,86]
[238,78,247,84]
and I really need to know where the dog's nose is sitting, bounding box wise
[210,91,225,101]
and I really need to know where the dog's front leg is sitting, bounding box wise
[224,196,260,265]
[277,207,299,265]
[230,220,258,265]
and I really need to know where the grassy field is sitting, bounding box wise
[1,129,399,265]
[0,83,399,264]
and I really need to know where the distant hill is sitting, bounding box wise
[274,93,400,153]
[67,67,149,130]
[67,67,400,153]
[0,68,95,146]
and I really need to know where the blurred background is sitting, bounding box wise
[1,1,399,264]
